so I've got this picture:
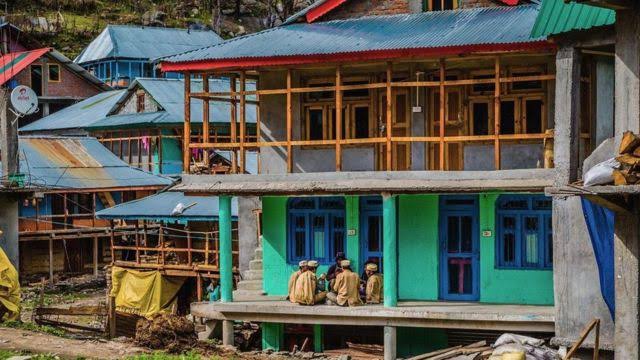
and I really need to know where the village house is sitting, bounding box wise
[74,25,223,89]
[149,0,622,357]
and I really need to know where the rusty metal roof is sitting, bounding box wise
[4,136,174,191]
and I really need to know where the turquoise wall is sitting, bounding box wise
[397,328,448,358]
[261,194,553,305]
[158,129,183,175]
[478,193,554,305]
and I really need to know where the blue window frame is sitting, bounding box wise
[287,197,346,264]
[496,195,552,270]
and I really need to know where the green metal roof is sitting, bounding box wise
[531,0,615,38]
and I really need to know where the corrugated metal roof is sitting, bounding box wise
[86,78,257,129]
[2,136,174,190]
[20,90,126,132]
[163,5,545,65]
[283,0,335,25]
[75,25,223,65]
[96,191,238,221]
[531,0,615,38]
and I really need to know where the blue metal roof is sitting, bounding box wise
[215,150,259,175]
[3,136,174,190]
[163,5,545,64]
[20,90,126,132]
[75,25,223,65]
[96,191,238,221]
[86,78,257,129]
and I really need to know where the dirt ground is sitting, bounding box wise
[0,326,148,359]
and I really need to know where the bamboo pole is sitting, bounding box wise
[203,73,210,168]
[335,66,342,171]
[230,75,238,173]
[286,69,293,173]
[183,72,191,173]
[240,71,247,173]
[439,59,445,170]
[494,57,501,170]
[386,62,393,171]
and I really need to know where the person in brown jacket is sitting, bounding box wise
[364,263,383,304]
[287,260,307,303]
[326,259,363,306]
[294,260,326,305]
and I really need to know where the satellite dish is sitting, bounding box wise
[10,85,38,116]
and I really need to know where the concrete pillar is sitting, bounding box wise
[238,196,261,274]
[614,200,640,359]
[0,194,19,268]
[219,195,233,302]
[382,193,398,307]
[384,326,397,360]
[222,319,234,346]
[553,45,582,186]
[615,8,640,147]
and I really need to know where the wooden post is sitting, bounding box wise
[92,193,96,227]
[196,273,203,302]
[93,235,99,277]
[256,80,262,174]
[63,194,68,230]
[205,232,210,265]
[336,66,343,171]
[286,69,293,173]
[159,224,165,265]
[48,236,54,284]
[108,295,116,339]
[203,73,210,168]
[439,59,445,170]
[230,75,238,173]
[187,226,192,266]
[183,72,192,173]
[240,71,247,173]
[386,62,393,171]
[494,57,501,170]
[109,221,115,264]
[135,222,140,264]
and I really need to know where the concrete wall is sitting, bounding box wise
[261,194,554,305]
[238,196,261,273]
[552,196,614,347]
[0,194,19,268]
[464,144,544,171]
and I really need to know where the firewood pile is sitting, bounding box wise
[614,131,640,185]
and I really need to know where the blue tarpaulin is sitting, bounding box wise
[581,198,615,319]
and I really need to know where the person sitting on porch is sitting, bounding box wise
[327,260,363,307]
[326,252,346,289]
[294,260,327,305]
[287,260,308,303]
[364,263,383,304]
[360,258,379,283]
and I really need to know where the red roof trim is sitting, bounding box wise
[497,0,519,5]
[0,48,50,86]
[160,42,555,72]
[306,0,348,23]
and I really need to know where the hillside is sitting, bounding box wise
[2,0,312,59]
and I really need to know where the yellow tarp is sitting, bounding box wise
[110,266,185,319]
[0,247,20,321]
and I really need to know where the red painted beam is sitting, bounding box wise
[306,0,348,23]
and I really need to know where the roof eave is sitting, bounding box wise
[160,41,555,72]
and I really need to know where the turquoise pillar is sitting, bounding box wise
[261,323,284,351]
[313,324,323,353]
[383,193,398,307]
[219,195,233,302]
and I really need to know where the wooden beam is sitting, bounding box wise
[230,75,238,173]
[336,66,343,171]
[494,57,501,170]
[48,237,54,285]
[93,235,98,277]
[386,62,393,171]
[286,69,293,173]
[183,72,192,173]
[240,71,247,173]
[439,59,445,170]
[203,73,210,168]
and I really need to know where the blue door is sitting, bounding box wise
[439,196,480,301]
[360,197,383,271]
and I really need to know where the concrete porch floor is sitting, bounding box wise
[191,297,555,333]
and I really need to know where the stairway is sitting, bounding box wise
[234,246,265,300]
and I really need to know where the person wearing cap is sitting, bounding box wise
[327,259,362,306]
[364,263,383,304]
[294,260,327,305]
[288,260,308,303]
[326,252,346,290]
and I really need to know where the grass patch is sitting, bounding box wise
[22,291,90,311]
[126,351,232,360]
[1,320,66,337]
[0,350,62,360]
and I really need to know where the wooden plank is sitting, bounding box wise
[187,227,193,266]
[564,319,600,360]
[439,59,445,170]
[494,57,501,170]
[202,73,210,167]
[35,305,107,316]
[386,62,393,171]
[93,235,98,276]
[336,66,342,171]
[48,237,54,284]
[286,69,293,173]
[406,345,462,360]
[240,71,247,173]
[230,75,238,173]
[183,72,191,173]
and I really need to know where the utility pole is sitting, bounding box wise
[0,87,18,186]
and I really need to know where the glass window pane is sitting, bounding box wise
[500,101,515,135]
[354,106,369,139]
[447,216,460,253]
[309,109,324,140]
[333,216,345,254]
[524,217,539,266]
[525,100,543,134]
[503,216,515,229]
[503,233,516,264]
[368,216,381,252]
[472,102,489,136]
[313,216,325,259]
[461,216,472,252]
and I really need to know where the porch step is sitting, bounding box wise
[237,280,263,291]
[233,289,268,301]
[249,259,263,271]
[243,269,263,281]
[254,247,263,259]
